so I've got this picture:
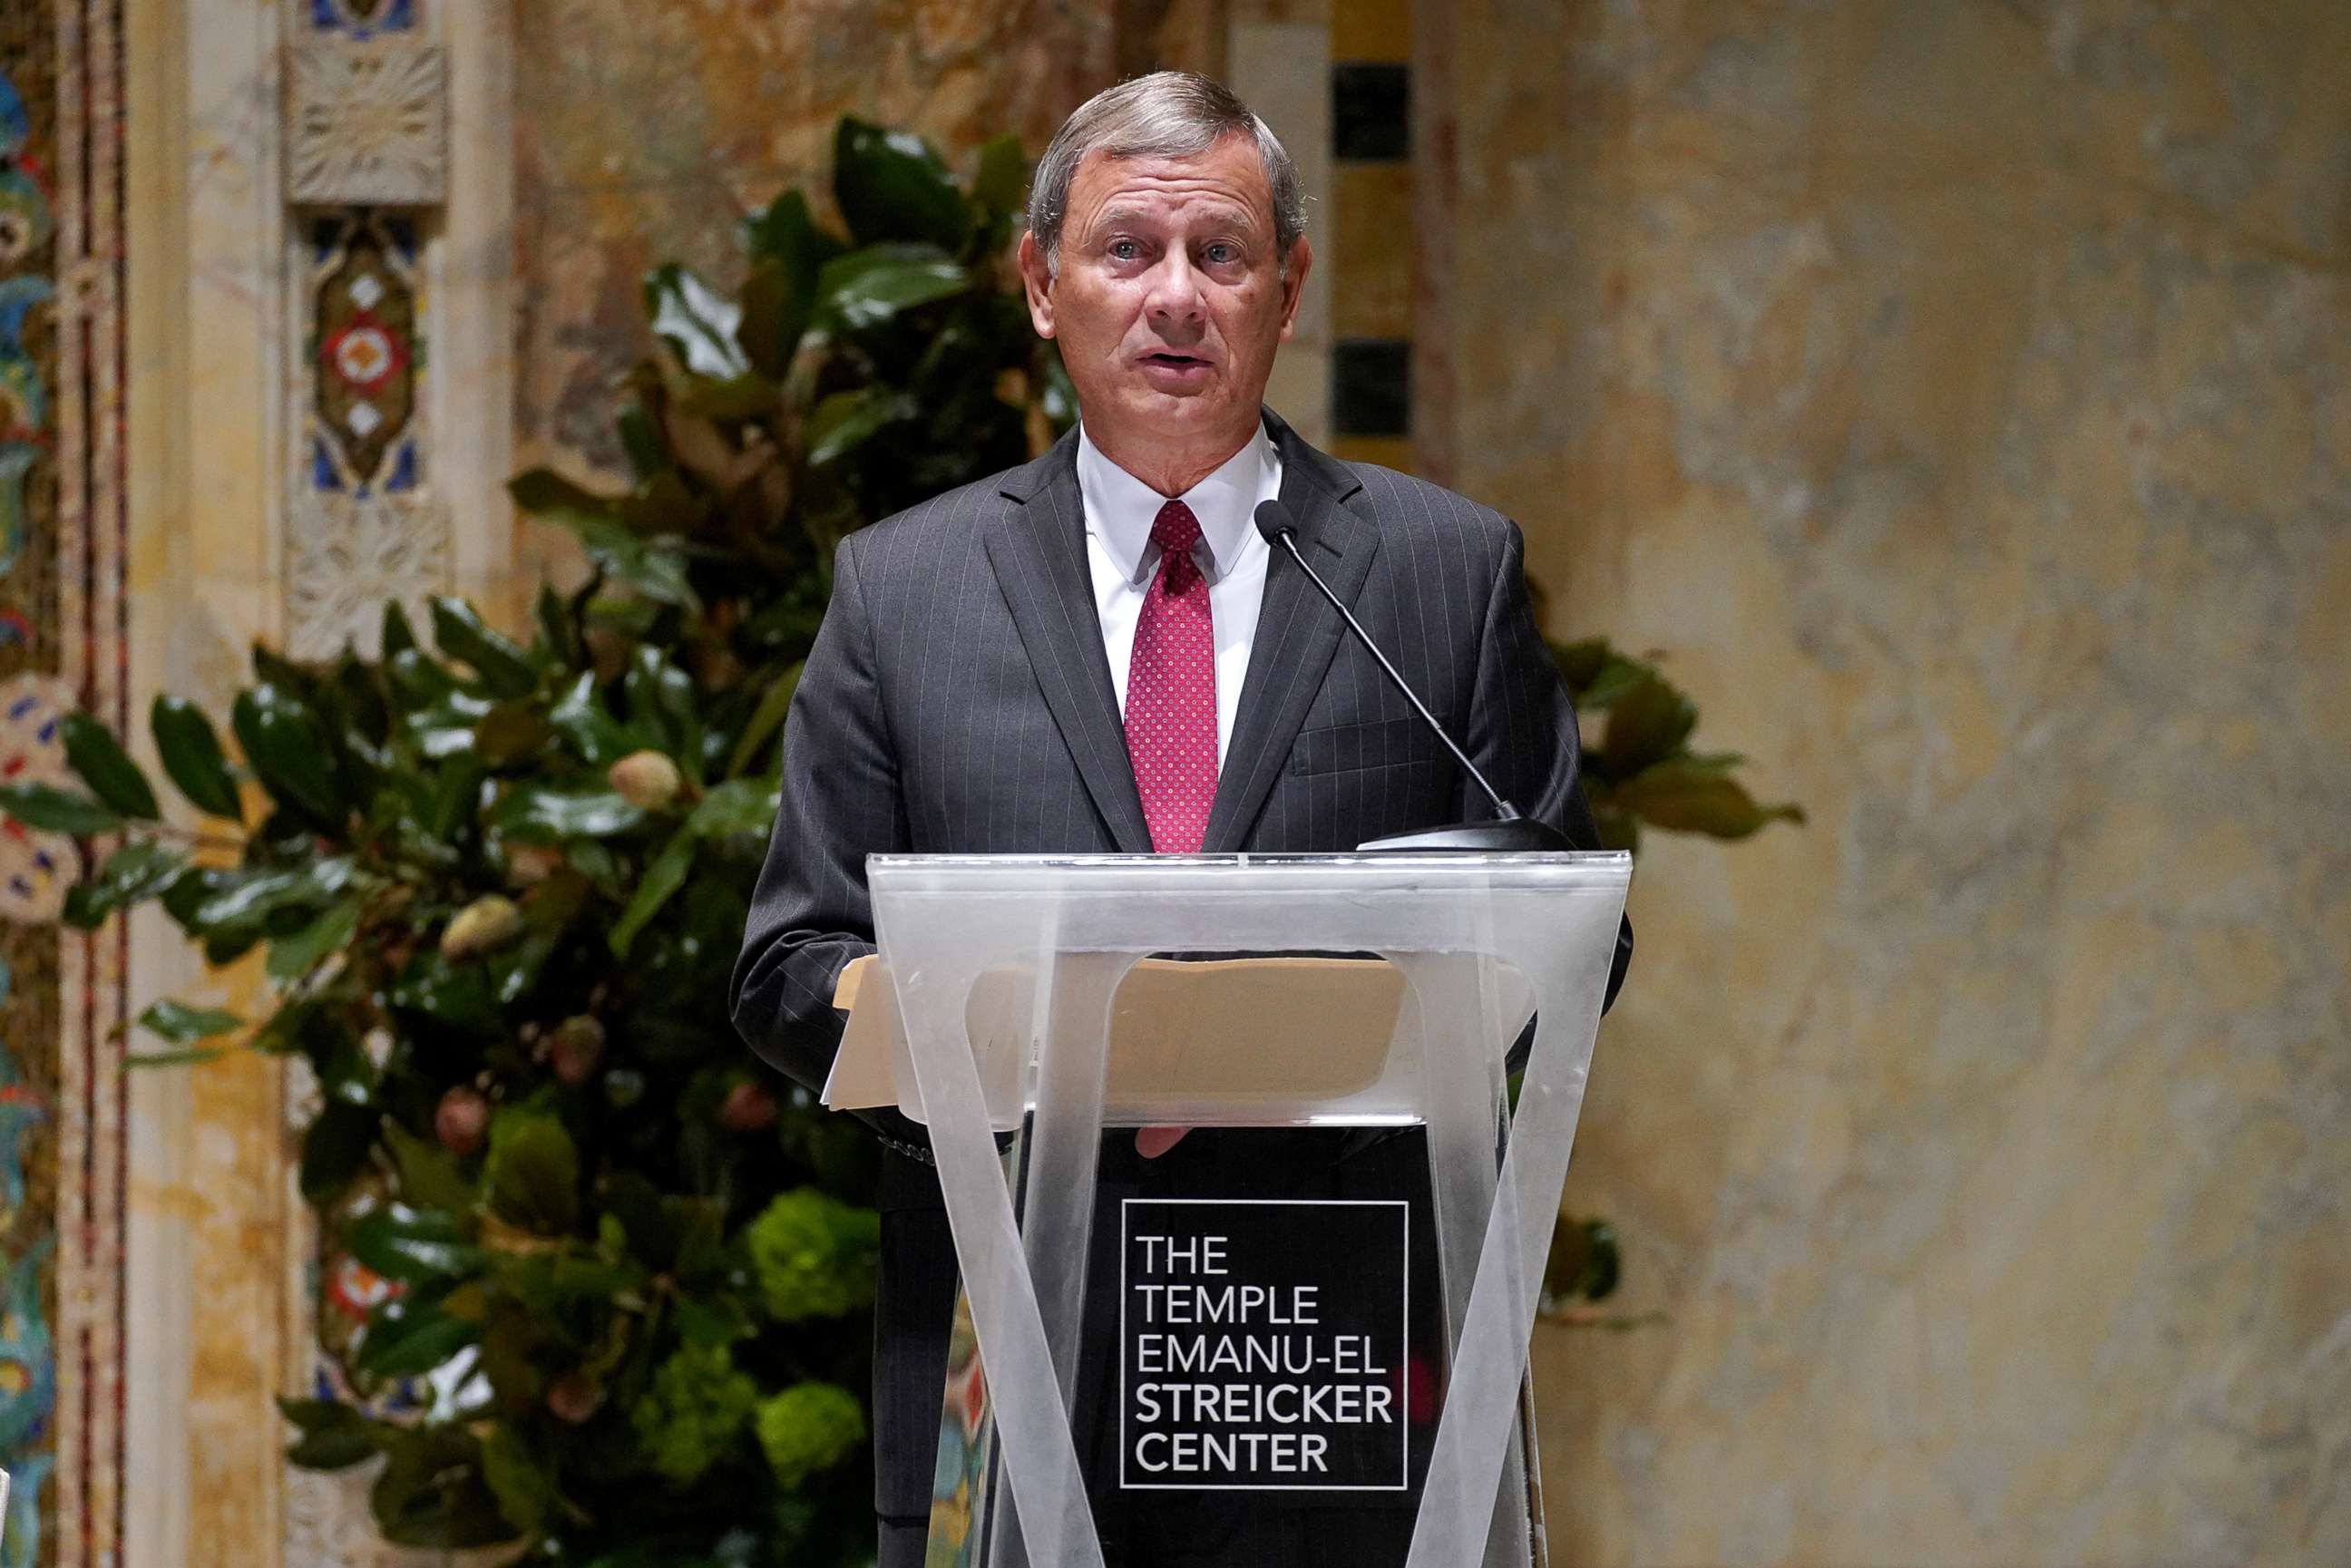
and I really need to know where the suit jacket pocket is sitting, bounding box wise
[1289,716,1445,776]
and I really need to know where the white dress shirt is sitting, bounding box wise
[1078,420,1281,771]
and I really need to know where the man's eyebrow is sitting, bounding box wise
[1085,202,1263,239]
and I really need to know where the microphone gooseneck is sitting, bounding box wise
[1254,500,1569,852]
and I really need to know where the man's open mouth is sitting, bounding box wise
[1142,352,1208,368]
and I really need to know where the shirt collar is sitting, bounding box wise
[1077,419,1273,586]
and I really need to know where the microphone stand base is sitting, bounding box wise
[1355,818,1575,853]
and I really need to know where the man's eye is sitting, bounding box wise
[1109,239,1140,261]
[1204,244,1238,265]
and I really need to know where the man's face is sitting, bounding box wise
[1020,133,1311,467]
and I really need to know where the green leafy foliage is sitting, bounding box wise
[756,1381,867,1487]
[633,1343,761,1485]
[1551,638,1805,853]
[7,119,1051,1568]
[745,1188,881,1323]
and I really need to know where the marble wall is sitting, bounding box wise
[511,0,1116,485]
[1424,2,2350,1562]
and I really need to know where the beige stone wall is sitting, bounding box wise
[511,0,1116,484]
[1426,3,2350,1562]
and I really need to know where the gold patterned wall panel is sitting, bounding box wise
[0,2,131,1565]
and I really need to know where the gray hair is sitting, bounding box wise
[1026,72,1307,274]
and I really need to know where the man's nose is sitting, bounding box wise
[1143,251,1205,331]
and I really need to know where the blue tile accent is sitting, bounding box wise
[311,0,415,37]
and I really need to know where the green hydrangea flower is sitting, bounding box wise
[756,1381,867,1488]
[744,1187,880,1323]
[632,1342,758,1485]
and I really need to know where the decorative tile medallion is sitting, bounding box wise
[286,32,447,207]
[309,211,418,486]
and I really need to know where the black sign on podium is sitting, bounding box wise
[1119,1198,1409,1492]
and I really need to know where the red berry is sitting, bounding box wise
[717,1081,778,1133]
[434,1086,490,1155]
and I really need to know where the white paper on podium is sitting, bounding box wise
[822,951,1417,1115]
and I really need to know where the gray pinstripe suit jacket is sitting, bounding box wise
[729,406,1628,1517]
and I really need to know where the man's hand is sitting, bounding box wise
[1135,1126,1191,1158]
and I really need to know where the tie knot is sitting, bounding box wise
[1152,499,1203,559]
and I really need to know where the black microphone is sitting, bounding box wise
[1254,500,1569,852]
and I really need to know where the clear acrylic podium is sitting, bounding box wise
[864,852,1632,1568]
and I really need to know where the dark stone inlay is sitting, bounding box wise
[1333,63,1410,162]
[1332,339,1412,437]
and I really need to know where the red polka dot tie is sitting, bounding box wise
[1125,499,1217,853]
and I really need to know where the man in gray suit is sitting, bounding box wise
[733,71,1627,1566]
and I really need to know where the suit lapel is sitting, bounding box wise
[983,433,1155,852]
[1201,415,1375,853]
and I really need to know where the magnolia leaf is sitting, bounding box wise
[231,683,342,821]
[122,1045,235,1069]
[135,998,245,1043]
[541,510,700,611]
[489,784,646,843]
[1607,761,1804,840]
[151,695,244,819]
[744,187,843,272]
[479,1422,560,1536]
[423,755,486,842]
[532,582,582,670]
[971,133,1028,219]
[1600,675,1697,776]
[668,370,780,424]
[379,601,419,659]
[507,466,614,521]
[387,647,461,711]
[267,896,365,986]
[833,118,970,251]
[741,192,844,380]
[389,947,499,1031]
[1542,1216,1621,1308]
[63,838,190,930]
[688,777,780,840]
[622,645,698,759]
[186,857,358,935]
[430,599,539,699]
[358,1294,480,1378]
[278,1398,385,1472]
[814,245,969,333]
[0,781,122,835]
[1552,638,1654,710]
[345,1203,485,1284]
[62,711,160,820]
[484,1109,580,1235]
[383,1116,477,1214]
[646,263,748,379]
[473,702,554,768]
[610,829,695,959]
[300,1098,379,1206]
[804,387,915,467]
[547,673,636,766]
[368,1425,512,1549]
[618,467,703,537]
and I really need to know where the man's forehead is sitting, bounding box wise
[1068,143,1272,227]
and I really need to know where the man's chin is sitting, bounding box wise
[1124,379,1224,416]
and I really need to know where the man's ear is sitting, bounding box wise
[1276,235,1313,343]
[1017,231,1057,339]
